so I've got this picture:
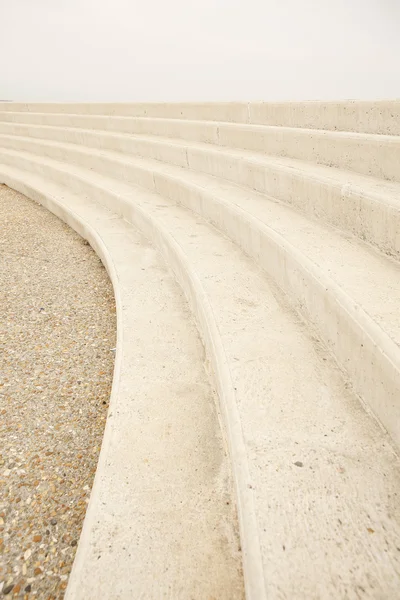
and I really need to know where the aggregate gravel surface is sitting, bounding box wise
[0,185,116,598]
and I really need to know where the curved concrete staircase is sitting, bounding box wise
[1,101,400,599]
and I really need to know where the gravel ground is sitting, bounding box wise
[0,185,116,598]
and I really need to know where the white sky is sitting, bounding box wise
[1,0,400,101]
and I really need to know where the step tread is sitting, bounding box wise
[1,156,400,598]
[0,163,243,600]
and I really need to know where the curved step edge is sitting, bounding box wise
[0,168,126,596]
[0,164,265,600]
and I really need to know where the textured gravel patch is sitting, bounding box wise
[0,185,116,598]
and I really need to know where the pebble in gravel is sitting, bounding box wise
[0,185,116,598]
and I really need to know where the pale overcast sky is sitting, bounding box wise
[1,0,400,101]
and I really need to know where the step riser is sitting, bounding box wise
[1,100,400,133]
[218,125,400,183]
[248,101,400,135]
[1,147,399,449]
[0,118,399,182]
[0,132,398,261]
[184,150,400,260]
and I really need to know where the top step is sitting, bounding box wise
[0,101,399,134]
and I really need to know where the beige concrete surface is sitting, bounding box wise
[1,101,400,599]
[0,172,243,600]
[0,138,399,449]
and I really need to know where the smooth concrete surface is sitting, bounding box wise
[1,101,400,599]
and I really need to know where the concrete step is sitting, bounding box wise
[0,142,399,450]
[0,130,398,259]
[0,163,244,600]
[1,100,400,133]
[0,116,399,182]
[1,157,400,599]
